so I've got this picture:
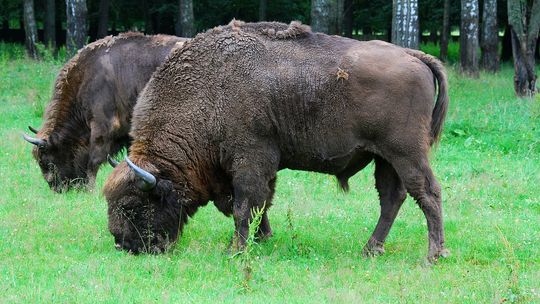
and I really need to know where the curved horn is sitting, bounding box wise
[28,126,39,134]
[22,133,46,147]
[107,154,119,168]
[125,156,157,190]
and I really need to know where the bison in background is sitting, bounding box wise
[104,20,449,262]
[23,33,188,192]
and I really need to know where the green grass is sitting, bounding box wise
[1,44,539,303]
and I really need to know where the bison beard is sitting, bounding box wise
[104,20,450,262]
[23,33,187,192]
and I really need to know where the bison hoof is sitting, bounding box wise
[362,240,385,257]
[427,248,451,264]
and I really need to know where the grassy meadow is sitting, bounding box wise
[0,43,539,303]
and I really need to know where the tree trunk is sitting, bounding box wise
[440,0,450,61]
[311,0,344,35]
[481,0,499,72]
[97,0,110,38]
[311,0,332,34]
[178,0,195,37]
[429,27,438,43]
[507,0,540,97]
[460,0,480,77]
[259,0,267,21]
[143,0,154,34]
[23,0,39,59]
[391,0,419,49]
[66,0,88,58]
[343,0,353,38]
[501,24,513,61]
[333,0,344,35]
[44,0,56,50]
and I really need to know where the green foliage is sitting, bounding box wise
[0,45,539,302]
[0,42,26,61]
[420,41,460,63]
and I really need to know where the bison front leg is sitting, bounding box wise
[362,157,407,257]
[230,153,278,251]
[256,177,276,241]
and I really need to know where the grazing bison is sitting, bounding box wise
[104,20,449,262]
[23,32,188,192]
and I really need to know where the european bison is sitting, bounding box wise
[104,21,449,262]
[23,32,188,192]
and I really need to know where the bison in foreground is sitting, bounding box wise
[23,32,187,192]
[104,21,450,262]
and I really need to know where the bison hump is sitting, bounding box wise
[226,19,312,40]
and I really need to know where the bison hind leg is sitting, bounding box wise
[388,154,449,263]
[362,156,407,257]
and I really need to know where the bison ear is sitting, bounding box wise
[28,126,39,134]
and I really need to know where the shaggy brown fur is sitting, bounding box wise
[26,33,187,192]
[104,21,449,262]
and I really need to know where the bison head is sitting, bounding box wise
[23,127,90,192]
[103,157,186,254]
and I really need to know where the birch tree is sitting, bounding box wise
[66,0,88,58]
[311,0,344,35]
[311,0,332,33]
[460,0,479,77]
[177,0,195,37]
[391,0,419,49]
[507,0,540,97]
[23,0,39,59]
[481,0,499,72]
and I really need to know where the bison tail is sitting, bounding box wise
[405,49,449,146]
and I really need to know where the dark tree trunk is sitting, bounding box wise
[311,0,332,34]
[460,0,480,77]
[97,0,110,38]
[440,0,450,61]
[508,0,540,97]
[391,0,419,49]
[44,0,56,50]
[501,24,513,61]
[363,25,373,40]
[66,0,88,58]
[429,27,438,43]
[143,0,154,34]
[259,0,267,21]
[343,0,353,38]
[23,0,39,59]
[178,0,195,37]
[481,0,499,72]
[333,0,344,35]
